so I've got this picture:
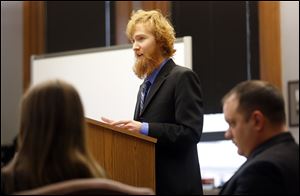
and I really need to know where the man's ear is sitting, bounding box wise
[251,110,265,131]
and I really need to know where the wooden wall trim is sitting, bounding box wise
[141,1,170,16]
[258,1,282,90]
[23,1,45,92]
[115,1,132,45]
[115,1,170,45]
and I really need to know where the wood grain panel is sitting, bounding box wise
[86,118,156,190]
[142,1,170,16]
[115,1,132,45]
[23,1,45,92]
[258,1,282,90]
[115,1,170,45]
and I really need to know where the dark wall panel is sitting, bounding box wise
[172,1,259,113]
[46,1,107,53]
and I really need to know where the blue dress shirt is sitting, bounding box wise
[140,58,170,135]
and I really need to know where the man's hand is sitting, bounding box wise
[101,116,115,124]
[101,117,142,133]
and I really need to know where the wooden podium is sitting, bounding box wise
[85,118,157,191]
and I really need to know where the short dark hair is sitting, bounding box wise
[222,80,286,124]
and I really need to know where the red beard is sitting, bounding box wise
[133,52,161,79]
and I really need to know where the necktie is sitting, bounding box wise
[139,80,151,115]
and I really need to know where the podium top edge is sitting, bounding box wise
[85,118,157,143]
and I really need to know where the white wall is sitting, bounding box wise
[1,1,23,145]
[280,1,299,143]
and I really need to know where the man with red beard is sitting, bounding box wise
[102,10,204,195]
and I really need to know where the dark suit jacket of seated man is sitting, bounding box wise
[219,80,299,195]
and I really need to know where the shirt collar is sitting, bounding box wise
[145,58,169,84]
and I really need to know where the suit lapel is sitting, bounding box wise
[140,59,175,116]
[134,84,143,120]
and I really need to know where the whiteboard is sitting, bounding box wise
[31,36,192,121]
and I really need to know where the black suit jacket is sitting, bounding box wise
[134,59,204,194]
[219,132,299,195]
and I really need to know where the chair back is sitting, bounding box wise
[14,178,155,195]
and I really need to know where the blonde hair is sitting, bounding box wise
[15,80,105,191]
[126,9,176,58]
